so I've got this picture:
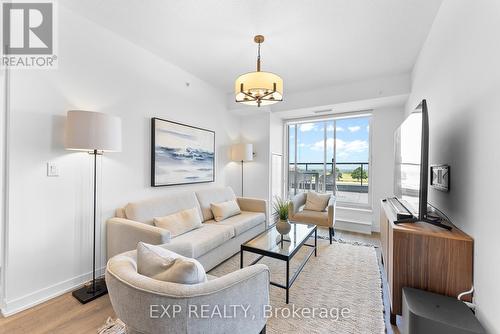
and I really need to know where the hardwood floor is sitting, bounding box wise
[0,230,400,334]
[0,292,115,334]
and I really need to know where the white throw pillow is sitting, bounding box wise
[210,200,241,222]
[153,207,202,237]
[137,242,207,284]
[304,192,331,212]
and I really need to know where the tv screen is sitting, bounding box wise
[394,100,429,219]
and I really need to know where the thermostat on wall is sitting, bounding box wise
[430,165,449,192]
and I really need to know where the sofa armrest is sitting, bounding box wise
[106,217,171,259]
[237,197,268,217]
[289,192,307,217]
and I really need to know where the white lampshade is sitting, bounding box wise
[65,110,122,152]
[234,71,283,106]
[234,35,283,107]
[231,143,253,162]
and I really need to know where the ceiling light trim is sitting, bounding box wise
[234,35,283,107]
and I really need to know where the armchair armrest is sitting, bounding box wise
[106,217,171,259]
[184,264,270,333]
[328,196,337,227]
[236,197,267,213]
[289,192,307,217]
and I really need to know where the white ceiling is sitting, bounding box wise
[63,0,443,94]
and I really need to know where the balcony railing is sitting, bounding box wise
[288,162,369,194]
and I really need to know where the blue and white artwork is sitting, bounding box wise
[151,118,215,186]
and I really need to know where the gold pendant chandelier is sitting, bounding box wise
[235,35,283,107]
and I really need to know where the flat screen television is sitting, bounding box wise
[393,100,451,230]
[394,100,429,220]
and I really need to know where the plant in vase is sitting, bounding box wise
[273,196,291,237]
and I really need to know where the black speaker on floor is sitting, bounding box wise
[402,287,485,334]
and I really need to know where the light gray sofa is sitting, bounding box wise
[106,187,268,271]
[106,250,269,334]
[106,187,269,334]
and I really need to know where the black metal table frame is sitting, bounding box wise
[240,225,317,304]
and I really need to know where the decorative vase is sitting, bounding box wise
[276,219,291,235]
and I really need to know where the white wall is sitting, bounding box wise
[238,113,270,201]
[269,113,284,203]
[0,69,6,302]
[406,0,500,331]
[236,112,284,222]
[270,74,410,113]
[1,5,241,315]
[269,113,283,156]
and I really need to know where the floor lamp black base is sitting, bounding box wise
[72,277,108,304]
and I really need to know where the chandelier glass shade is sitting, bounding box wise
[235,35,283,107]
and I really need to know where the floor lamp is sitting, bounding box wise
[231,143,253,196]
[65,110,122,304]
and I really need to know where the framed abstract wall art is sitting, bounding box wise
[151,118,215,187]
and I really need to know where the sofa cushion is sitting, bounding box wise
[210,200,241,222]
[124,192,202,225]
[292,209,330,227]
[153,207,202,237]
[195,187,236,221]
[136,242,207,284]
[170,224,235,258]
[304,192,331,212]
[206,211,265,236]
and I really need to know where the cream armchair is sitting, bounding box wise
[106,250,270,334]
[288,193,336,244]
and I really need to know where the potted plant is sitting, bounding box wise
[273,196,291,235]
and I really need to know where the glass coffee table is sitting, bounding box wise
[240,222,317,304]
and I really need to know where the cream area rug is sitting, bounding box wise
[210,239,384,334]
[99,240,384,334]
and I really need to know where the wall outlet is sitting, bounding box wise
[47,162,59,177]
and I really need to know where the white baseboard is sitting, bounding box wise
[335,206,373,234]
[1,266,105,317]
[335,219,372,234]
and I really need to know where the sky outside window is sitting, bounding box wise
[292,117,370,163]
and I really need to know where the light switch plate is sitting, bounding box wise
[47,162,59,177]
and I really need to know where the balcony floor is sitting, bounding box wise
[291,189,369,205]
[336,191,369,204]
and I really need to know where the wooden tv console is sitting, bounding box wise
[380,200,473,324]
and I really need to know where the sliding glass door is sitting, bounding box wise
[287,115,371,207]
[334,117,370,205]
[288,121,328,195]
